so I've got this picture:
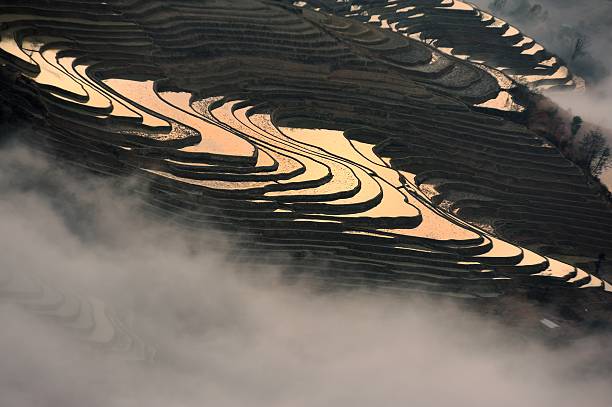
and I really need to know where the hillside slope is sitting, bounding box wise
[0,0,610,324]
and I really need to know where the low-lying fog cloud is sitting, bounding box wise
[1,140,612,406]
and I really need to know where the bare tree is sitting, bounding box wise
[570,115,583,137]
[561,115,584,151]
[577,130,612,177]
[529,4,542,15]
[490,0,507,11]
[591,146,611,177]
[571,36,590,61]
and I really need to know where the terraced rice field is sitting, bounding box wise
[1,0,610,341]
[293,0,582,92]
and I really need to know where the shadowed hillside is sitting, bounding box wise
[0,0,611,337]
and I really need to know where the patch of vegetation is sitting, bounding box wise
[576,128,611,177]
[527,98,612,185]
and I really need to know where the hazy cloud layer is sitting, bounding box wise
[1,140,612,406]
